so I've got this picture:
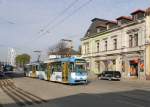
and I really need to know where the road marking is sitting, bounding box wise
[5,80,43,104]
[116,100,145,107]
[0,78,48,106]
[0,80,26,106]
[13,86,48,103]
[5,84,34,105]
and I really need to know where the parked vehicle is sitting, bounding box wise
[0,71,5,77]
[3,65,14,74]
[98,71,121,81]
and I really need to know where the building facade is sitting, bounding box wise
[81,8,150,80]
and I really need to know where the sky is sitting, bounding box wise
[0,0,150,61]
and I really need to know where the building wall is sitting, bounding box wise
[81,19,147,80]
[145,12,150,80]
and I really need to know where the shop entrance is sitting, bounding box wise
[129,60,138,77]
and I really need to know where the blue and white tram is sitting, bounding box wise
[25,62,46,78]
[48,57,88,84]
[25,57,88,85]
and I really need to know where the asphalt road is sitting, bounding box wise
[0,73,150,107]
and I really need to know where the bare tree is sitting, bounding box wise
[48,40,68,57]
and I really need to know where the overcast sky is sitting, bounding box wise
[0,0,150,61]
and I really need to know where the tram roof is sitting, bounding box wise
[43,57,85,63]
[26,61,43,65]
[55,57,85,62]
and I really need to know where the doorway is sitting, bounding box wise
[129,60,138,77]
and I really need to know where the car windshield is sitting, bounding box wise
[4,65,13,71]
[114,71,121,75]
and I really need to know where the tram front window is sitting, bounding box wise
[75,64,86,72]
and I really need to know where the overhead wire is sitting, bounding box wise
[28,0,93,43]
[11,0,93,55]
[20,0,79,47]
[38,0,79,34]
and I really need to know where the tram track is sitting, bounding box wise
[0,76,47,106]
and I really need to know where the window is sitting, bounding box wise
[97,28,101,33]
[87,31,90,35]
[129,33,138,47]
[84,44,86,54]
[87,43,89,53]
[133,14,138,21]
[113,38,117,50]
[134,33,138,46]
[129,35,133,47]
[118,20,122,26]
[96,41,100,52]
[84,42,89,54]
[69,62,74,72]
[105,40,107,51]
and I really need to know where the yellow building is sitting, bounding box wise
[81,7,150,80]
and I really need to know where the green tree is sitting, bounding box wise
[15,54,31,67]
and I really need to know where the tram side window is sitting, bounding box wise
[27,65,32,71]
[36,65,39,71]
[39,64,47,71]
[52,62,61,72]
[69,62,74,72]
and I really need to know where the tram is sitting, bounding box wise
[26,57,88,84]
[25,62,46,78]
[47,57,88,84]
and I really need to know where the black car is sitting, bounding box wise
[98,71,121,81]
[0,71,5,77]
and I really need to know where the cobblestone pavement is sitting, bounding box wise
[0,73,150,107]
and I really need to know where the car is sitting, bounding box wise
[98,71,121,81]
[0,71,5,77]
[3,65,14,75]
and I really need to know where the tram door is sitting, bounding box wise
[32,65,36,77]
[62,62,69,83]
[47,63,51,80]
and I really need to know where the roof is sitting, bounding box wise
[131,9,145,15]
[91,18,110,22]
[116,16,132,21]
[106,20,117,25]
[84,18,109,38]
